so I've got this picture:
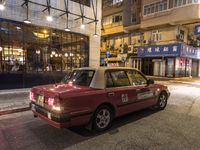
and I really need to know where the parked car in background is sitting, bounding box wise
[29,67,170,132]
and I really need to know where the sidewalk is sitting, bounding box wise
[147,76,200,86]
[0,88,30,116]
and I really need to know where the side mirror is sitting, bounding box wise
[147,79,154,85]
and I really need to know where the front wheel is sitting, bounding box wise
[154,92,168,110]
[93,105,113,132]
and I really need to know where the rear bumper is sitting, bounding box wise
[30,102,70,128]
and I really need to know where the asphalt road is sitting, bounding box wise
[1,82,200,150]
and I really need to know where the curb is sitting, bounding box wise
[0,88,30,95]
[0,106,30,116]
[169,81,200,86]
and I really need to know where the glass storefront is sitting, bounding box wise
[166,58,174,77]
[0,19,89,73]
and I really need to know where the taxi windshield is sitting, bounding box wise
[62,70,95,86]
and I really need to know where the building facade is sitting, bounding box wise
[101,0,200,77]
[0,0,101,89]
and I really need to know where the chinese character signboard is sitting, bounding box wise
[138,43,181,57]
[182,44,200,59]
[138,43,200,59]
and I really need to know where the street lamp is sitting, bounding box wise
[24,19,31,24]
[23,0,31,24]
[93,33,98,37]
[46,15,53,22]
[64,27,70,32]
[80,23,85,29]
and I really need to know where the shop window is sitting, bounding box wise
[0,19,89,73]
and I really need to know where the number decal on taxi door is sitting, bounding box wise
[122,94,128,103]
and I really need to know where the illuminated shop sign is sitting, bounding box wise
[194,25,200,35]
[138,43,200,59]
[138,43,181,57]
[182,44,200,59]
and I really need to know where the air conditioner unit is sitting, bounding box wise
[128,45,134,54]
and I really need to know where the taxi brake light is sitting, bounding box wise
[48,98,54,106]
[29,91,35,101]
[68,81,73,86]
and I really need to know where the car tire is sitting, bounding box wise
[154,92,168,110]
[93,105,113,132]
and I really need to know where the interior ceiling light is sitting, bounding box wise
[18,49,23,53]
[43,30,48,34]
[64,53,68,57]
[33,32,49,39]
[46,15,53,22]
[0,46,2,51]
[16,26,21,30]
[52,51,56,55]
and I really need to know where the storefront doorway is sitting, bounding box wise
[153,59,166,76]
[192,60,199,77]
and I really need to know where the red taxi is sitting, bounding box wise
[30,67,170,131]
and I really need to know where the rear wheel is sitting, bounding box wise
[93,105,113,132]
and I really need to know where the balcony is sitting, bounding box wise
[141,4,200,29]
[102,22,124,36]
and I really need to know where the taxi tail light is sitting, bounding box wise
[29,91,35,102]
[47,98,55,106]
[48,97,64,112]
[68,81,73,86]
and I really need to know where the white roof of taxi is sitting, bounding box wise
[73,67,139,89]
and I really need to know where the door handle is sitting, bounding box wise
[108,92,115,97]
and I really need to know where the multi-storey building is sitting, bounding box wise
[101,0,200,77]
[0,0,101,89]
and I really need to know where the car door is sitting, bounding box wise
[126,70,156,111]
[105,70,139,116]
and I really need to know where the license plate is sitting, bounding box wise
[31,104,36,111]
[37,95,44,106]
